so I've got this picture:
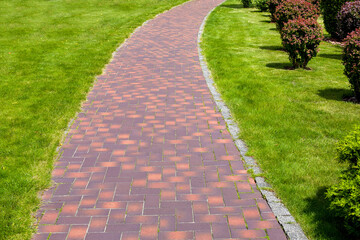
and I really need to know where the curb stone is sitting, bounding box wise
[197,4,308,240]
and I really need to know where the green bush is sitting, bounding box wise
[255,0,269,11]
[343,28,360,102]
[242,0,252,8]
[326,169,360,237]
[320,0,354,39]
[327,127,360,237]
[336,126,360,166]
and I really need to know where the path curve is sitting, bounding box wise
[34,0,287,239]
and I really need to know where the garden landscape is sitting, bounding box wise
[0,0,359,239]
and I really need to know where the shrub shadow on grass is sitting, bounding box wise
[303,186,347,240]
[260,20,271,23]
[318,88,352,101]
[259,45,283,51]
[221,4,243,9]
[318,53,342,60]
[266,62,293,69]
[270,27,277,31]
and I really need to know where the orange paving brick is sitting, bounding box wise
[67,225,88,240]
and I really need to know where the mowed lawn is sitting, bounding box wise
[0,0,187,239]
[201,1,360,239]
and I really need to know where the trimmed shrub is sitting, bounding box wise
[321,0,354,39]
[280,18,322,68]
[343,28,360,101]
[269,0,282,21]
[326,168,360,237]
[337,1,360,40]
[307,0,320,9]
[326,127,360,237]
[337,126,360,166]
[255,0,269,11]
[242,0,252,8]
[274,0,320,30]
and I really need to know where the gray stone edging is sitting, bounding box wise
[197,4,308,240]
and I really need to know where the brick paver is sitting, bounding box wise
[33,0,287,239]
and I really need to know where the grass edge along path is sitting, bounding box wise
[201,1,360,239]
[0,0,188,239]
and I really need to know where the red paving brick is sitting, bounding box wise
[33,0,287,239]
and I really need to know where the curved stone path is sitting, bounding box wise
[33,0,288,239]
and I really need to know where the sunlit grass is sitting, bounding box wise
[201,1,360,239]
[0,0,187,239]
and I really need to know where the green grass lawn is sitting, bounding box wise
[201,1,360,239]
[0,0,187,239]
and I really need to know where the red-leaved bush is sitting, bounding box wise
[337,1,360,40]
[307,0,320,9]
[321,0,353,39]
[343,28,360,101]
[274,0,320,30]
[269,0,282,21]
[280,18,323,68]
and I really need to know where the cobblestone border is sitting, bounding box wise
[197,5,308,240]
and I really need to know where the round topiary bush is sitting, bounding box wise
[274,0,320,30]
[326,126,360,238]
[336,126,360,166]
[337,1,360,40]
[255,0,269,11]
[326,168,360,238]
[280,18,323,68]
[307,0,320,9]
[343,28,360,102]
[242,0,252,8]
[321,0,354,39]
